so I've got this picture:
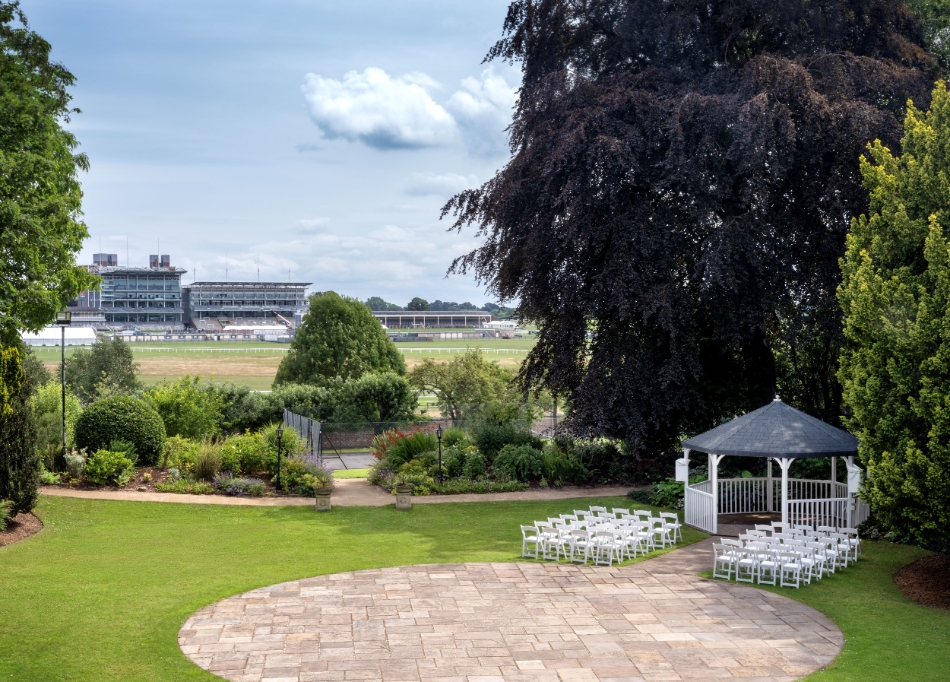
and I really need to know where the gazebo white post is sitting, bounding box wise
[767,459,773,512]
[831,456,837,495]
[845,455,854,528]
[681,448,690,521]
[778,457,795,526]
[709,453,723,534]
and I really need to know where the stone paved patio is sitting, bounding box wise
[179,539,842,682]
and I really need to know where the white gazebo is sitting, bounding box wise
[680,397,869,534]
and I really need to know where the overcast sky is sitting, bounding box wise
[24,0,517,306]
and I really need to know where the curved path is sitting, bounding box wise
[179,539,842,681]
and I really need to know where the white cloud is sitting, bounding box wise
[302,67,458,150]
[446,67,518,157]
[296,218,330,234]
[404,172,478,197]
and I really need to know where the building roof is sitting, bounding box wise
[681,398,858,459]
[185,282,310,288]
[92,266,187,275]
[372,310,489,315]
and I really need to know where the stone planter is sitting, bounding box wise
[314,488,332,511]
[394,484,413,510]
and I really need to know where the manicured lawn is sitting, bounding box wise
[704,541,950,681]
[332,468,369,478]
[2,497,944,681]
[0,495,690,681]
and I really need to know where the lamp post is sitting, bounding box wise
[275,425,284,492]
[54,310,71,467]
[435,423,443,485]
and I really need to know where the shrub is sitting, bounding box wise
[0,499,13,531]
[372,427,436,470]
[493,444,544,482]
[463,450,488,479]
[279,457,333,495]
[161,435,199,469]
[626,488,653,504]
[64,450,86,478]
[108,439,137,463]
[74,396,166,465]
[261,423,305,475]
[84,449,135,487]
[444,444,472,478]
[191,444,222,482]
[143,375,224,439]
[541,443,590,485]
[471,422,537,462]
[40,469,60,485]
[154,480,213,494]
[440,426,468,448]
[213,473,267,497]
[435,479,528,494]
[217,432,267,475]
[393,460,435,495]
[0,346,41,514]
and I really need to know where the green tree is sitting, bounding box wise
[364,296,402,311]
[143,376,224,440]
[339,372,417,422]
[406,297,429,311]
[275,292,405,387]
[65,337,139,404]
[0,344,40,512]
[839,81,950,547]
[21,347,51,391]
[906,0,950,73]
[0,3,97,340]
[408,349,512,421]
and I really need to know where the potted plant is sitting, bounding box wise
[311,469,334,511]
[393,474,414,510]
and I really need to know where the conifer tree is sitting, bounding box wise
[839,82,950,546]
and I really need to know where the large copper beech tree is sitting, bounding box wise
[445,0,937,453]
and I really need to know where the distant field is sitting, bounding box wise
[34,336,535,389]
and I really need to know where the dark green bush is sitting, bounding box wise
[463,450,488,479]
[381,430,436,470]
[440,426,468,448]
[471,423,538,461]
[74,396,166,465]
[541,444,590,485]
[493,444,544,482]
[0,499,13,531]
[443,444,473,478]
[626,488,653,504]
[435,479,528,494]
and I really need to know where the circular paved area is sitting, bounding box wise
[179,540,842,682]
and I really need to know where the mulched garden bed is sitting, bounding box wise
[0,512,43,547]
[894,555,950,610]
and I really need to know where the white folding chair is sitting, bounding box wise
[713,543,736,580]
[612,507,631,518]
[756,548,779,585]
[521,525,540,559]
[570,530,591,563]
[735,547,757,583]
[589,506,608,515]
[754,524,773,533]
[779,551,802,588]
[841,527,862,560]
[660,512,683,543]
[651,518,674,549]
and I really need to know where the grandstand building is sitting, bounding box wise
[70,253,186,329]
[372,310,492,329]
[182,281,310,330]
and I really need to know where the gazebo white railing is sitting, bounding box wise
[681,397,869,535]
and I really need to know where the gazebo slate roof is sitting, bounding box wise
[682,398,858,459]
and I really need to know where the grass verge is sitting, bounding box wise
[0,494,677,680]
[332,468,369,479]
[701,541,950,681]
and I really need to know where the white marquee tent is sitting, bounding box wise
[21,326,98,347]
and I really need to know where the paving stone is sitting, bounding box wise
[179,539,840,681]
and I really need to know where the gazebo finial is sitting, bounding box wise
[774,394,781,402]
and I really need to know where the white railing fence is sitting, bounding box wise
[787,497,851,528]
[686,476,868,532]
[685,481,715,533]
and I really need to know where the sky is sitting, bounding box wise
[23,0,518,306]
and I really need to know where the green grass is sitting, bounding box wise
[138,374,276,390]
[332,468,369,478]
[702,542,950,681]
[3,498,944,682]
[0,494,683,681]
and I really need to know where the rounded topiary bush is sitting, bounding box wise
[75,396,167,465]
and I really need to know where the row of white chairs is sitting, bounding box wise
[520,506,683,566]
[713,522,862,588]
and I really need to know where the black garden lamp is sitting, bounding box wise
[54,310,71,467]
[275,425,284,492]
[436,423,443,485]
